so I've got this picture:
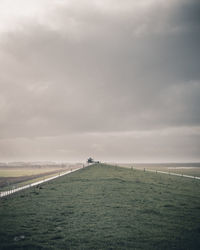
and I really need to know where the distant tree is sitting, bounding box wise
[87,157,94,164]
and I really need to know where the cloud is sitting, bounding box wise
[1,127,200,162]
[0,0,199,161]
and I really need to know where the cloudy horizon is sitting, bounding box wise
[0,0,200,163]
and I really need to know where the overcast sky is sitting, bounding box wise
[0,0,200,163]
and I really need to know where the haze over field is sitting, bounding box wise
[0,0,200,163]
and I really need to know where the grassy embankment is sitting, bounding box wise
[0,164,200,249]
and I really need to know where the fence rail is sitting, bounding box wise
[134,168,200,180]
[0,166,85,198]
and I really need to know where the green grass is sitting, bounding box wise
[0,164,200,249]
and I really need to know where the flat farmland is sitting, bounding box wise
[0,164,200,249]
[0,167,63,177]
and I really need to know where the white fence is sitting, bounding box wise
[0,167,84,198]
[134,168,200,180]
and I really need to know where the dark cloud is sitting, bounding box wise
[175,0,200,28]
[0,0,199,161]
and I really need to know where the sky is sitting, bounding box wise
[0,0,200,163]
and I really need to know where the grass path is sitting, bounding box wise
[0,164,200,249]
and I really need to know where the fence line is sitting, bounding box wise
[2,164,198,199]
[0,166,85,198]
[132,167,200,180]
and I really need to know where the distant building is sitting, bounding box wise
[87,157,94,164]
[87,158,100,164]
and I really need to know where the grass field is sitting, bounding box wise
[0,164,200,249]
[0,168,64,177]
